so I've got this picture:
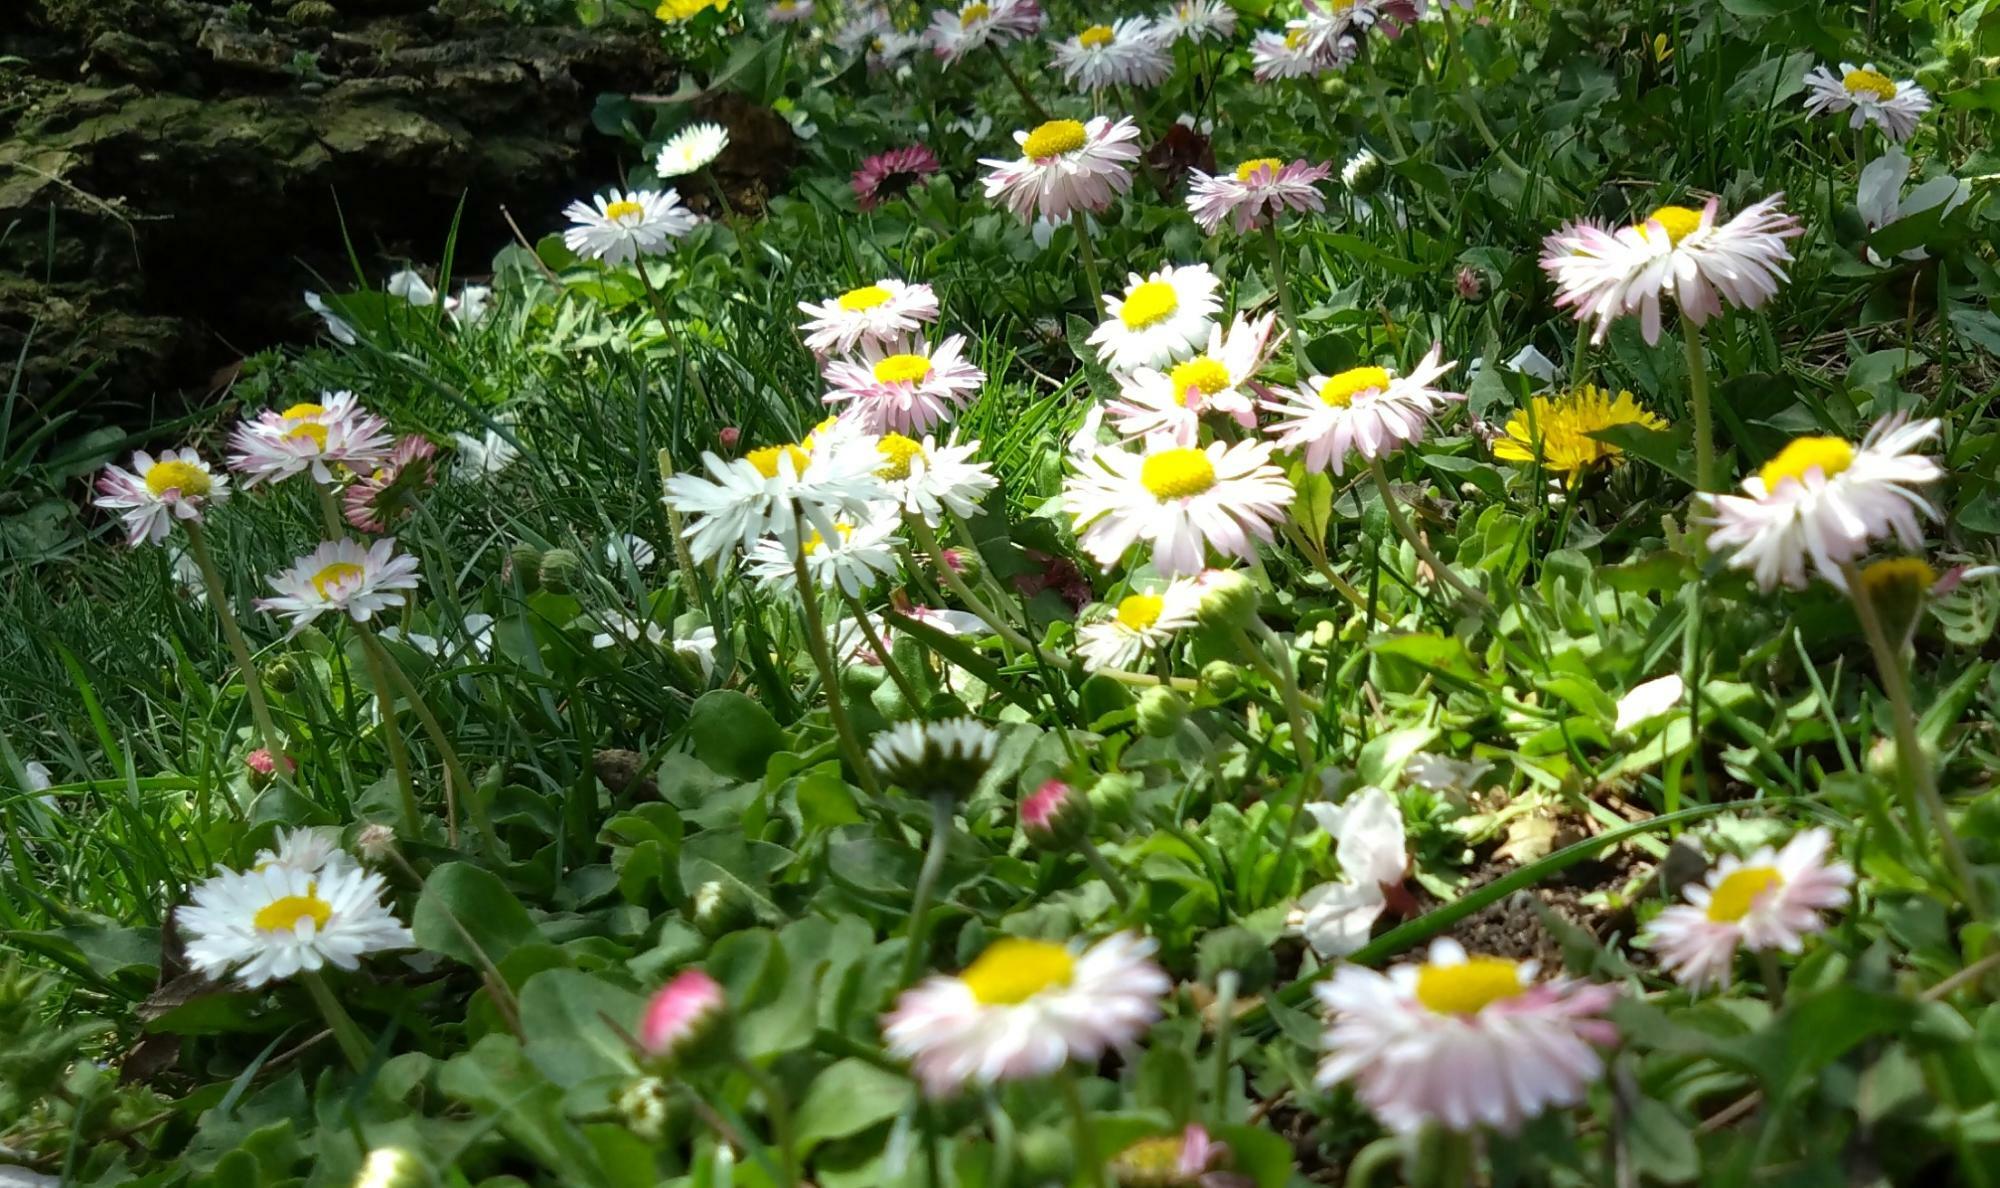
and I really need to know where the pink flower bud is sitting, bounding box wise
[639,969,728,1066]
[1020,778,1092,849]
[718,426,742,451]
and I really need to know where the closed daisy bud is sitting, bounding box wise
[639,968,731,1069]
[266,656,299,693]
[1340,147,1385,196]
[1196,925,1277,996]
[505,542,544,591]
[355,823,397,863]
[538,547,582,594]
[1199,659,1243,698]
[1020,778,1092,849]
[868,717,1000,799]
[1089,771,1142,825]
[1858,556,1937,648]
[1191,568,1259,633]
[614,1075,673,1142]
[689,878,755,939]
[1137,686,1188,738]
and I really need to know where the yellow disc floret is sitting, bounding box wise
[839,284,891,311]
[959,1,989,26]
[873,353,935,384]
[1842,68,1898,101]
[961,938,1077,1005]
[1235,157,1284,181]
[254,887,333,933]
[1169,357,1233,404]
[876,433,925,481]
[1414,957,1526,1016]
[1021,118,1088,160]
[1139,447,1218,499]
[1759,436,1854,491]
[745,443,812,479]
[1317,366,1391,408]
[311,561,365,599]
[1114,593,1166,631]
[144,460,212,498]
[603,199,646,223]
[1636,204,1704,245]
[1706,866,1783,922]
[1078,23,1115,48]
[280,402,326,422]
[1119,281,1181,330]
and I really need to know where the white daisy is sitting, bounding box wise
[1250,27,1349,80]
[1261,346,1462,475]
[561,189,697,265]
[93,449,230,547]
[256,538,423,634]
[1315,938,1619,1134]
[1089,264,1223,373]
[656,123,731,178]
[822,335,987,435]
[451,426,522,478]
[1065,438,1295,577]
[876,432,999,526]
[1640,828,1853,990]
[797,279,941,355]
[1052,18,1174,92]
[834,3,891,52]
[1539,195,1803,345]
[868,717,1001,794]
[1802,62,1930,143]
[883,932,1170,1096]
[980,116,1143,223]
[1613,674,1684,733]
[1290,786,1407,958]
[228,392,394,488]
[924,0,1045,65]
[662,430,890,564]
[1289,0,1379,58]
[177,861,413,988]
[1186,157,1333,234]
[1105,312,1277,445]
[252,827,351,876]
[304,291,359,345]
[606,533,659,572]
[1157,0,1236,43]
[766,0,813,23]
[745,510,904,596]
[590,610,670,650]
[1074,579,1201,671]
[1703,415,1942,592]
[1857,149,1968,265]
[869,29,926,70]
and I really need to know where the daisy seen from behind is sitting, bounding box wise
[656,122,731,178]
[562,189,697,265]
[177,860,413,988]
[1158,0,1235,43]
[822,333,986,434]
[1105,312,1278,445]
[1490,384,1666,484]
[1262,345,1461,476]
[1075,578,1201,672]
[798,278,940,355]
[1089,263,1222,374]
[1803,62,1930,143]
[852,145,941,211]
[1053,18,1173,92]
[94,449,229,547]
[1290,786,1408,958]
[981,116,1143,223]
[925,0,1044,64]
[257,538,423,635]
[1065,438,1295,577]
[228,392,394,488]
[875,432,998,526]
[1641,827,1854,990]
[1187,157,1332,234]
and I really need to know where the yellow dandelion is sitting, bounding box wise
[657,0,728,23]
[1492,385,1666,481]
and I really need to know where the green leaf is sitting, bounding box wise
[1370,633,1488,687]
[793,1058,915,1151]
[412,862,541,969]
[1626,1098,1700,1183]
[688,690,787,780]
[516,969,646,1088]
[1589,422,1694,486]
[1745,985,1918,1101]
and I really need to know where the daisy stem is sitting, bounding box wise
[912,519,1046,661]
[1757,949,1787,1008]
[898,793,957,987]
[1059,1069,1109,1188]
[302,970,373,1073]
[633,257,676,341]
[1412,1124,1476,1188]
[182,521,285,764]
[356,623,496,861]
[1680,311,1717,494]
[1210,968,1238,1122]
[1367,456,1490,611]
[352,624,428,843]
[312,483,347,538]
[1260,223,1310,379]
[839,588,927,710]
[735,1055,801,1188]
[1074,835,1133,911]
[1071,211,1106,315]
[791,534,884,801]
[984,41,1049,122]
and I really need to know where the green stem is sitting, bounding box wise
[1059,1069,1108,1188]
[313,483,347,538]
[656,449,705,607]
[737,1057,801,1188]
[1680,311,1716,494]
[1412,1124,1475,1188]
[356,622,496,859]
[1261,223,1309,378]
[1368,456,1489,610]
[354,624,427,841]
[182,522,284,762]
[1075,835,1133,911]
[911,519,1046,660]
[791,526,884,800]
[633,257,677,340]
[839,587,927,711]
[1757,949,1786,1009]
[1072,210,1106,315]
[302,970,373,1073]
[984,41,1048,121]
[899,794,957,987]
[1211,969,1238,1124]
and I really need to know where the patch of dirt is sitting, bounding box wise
[1436,842,1656,968]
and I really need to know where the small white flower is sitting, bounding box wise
[1857,149,1968,265]
[676,624,720,678]
[1065,439,1295,577]
[590,610,669,650]
[257,539,423,635]
[452,426,522,478]
[1250,26,1348,80]
[1089,263,1222,373]
[1640,828,1853,990]
[981,116,1143,223]
[562,189,698,264]
[663,431,890,565]
[1613,674,1684,733]
[745,509,904,597]
[797,279,940,355]
[229,392,394,488]
[1802,62,1930,143]
[1052,18,1174,93]
[1075,578,1201,672]
[606,533,660,572]
[252,827,351,876]
[656,123,732,178]
[822,334,987,435]
[1186,157,1332,235]
[1261,346,1462,475]
[924,0,1045,66]
[1157,0,1235,43]
[1106,312,1277,445]
[1291,786,1408,958]
[304,291,358,344]
[93,449,230,547]
[177,861,413,988]
[386,269,437,307]
[875,433,998,527]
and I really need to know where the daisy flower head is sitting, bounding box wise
[1250,25,1351,80]
[1539,195,1803,344]
[639,968,730,1066]
[926,0,1044,64]
[94,448,230,547]
[1157,0,1236,44]
[1490,384,1666,482]
[1803,62,1930,143]
[253,827,349,876]
[869,29,926,70]
[875,432,999,526]
[228,392,395,488]
[745,509,903,596]
[1703,415,1942,592]
[1290,0,1379,58]
[1089,264,1223,373]
[883,932,1170,1096]
[1315,938,1618,1134]
[1075,578,1201,672]
[656,123,731,178]
[1106,312,1278,445]
[822,334,986,434]
[256,538,423,635]
[1065,438,1295,577]
[663,429,889,564]
[833,3,890,51]
[868,717,1000,798]
[590,610,669,650]
[1262,345,1461,475]
[657,0,727,23]
[853,144,941,211]
[561,189,697,264]
[798,278,940,355]
[766,0,813,22]
[1053,17,1174,93]
[343,435,440,533]
[1642,828,1853,990]
[1112,1124,1251,1188]
[980,115,1143,223]
[177,861,413,988]
[1187,156,1332,234]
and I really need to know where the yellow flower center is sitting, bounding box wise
[144,460,212,498]
[1706,866,1783,922]
[1318,366,1390,408]
[1860,556,1937,596]
[1078,23,1115,48]
[603,199,646,223]
[1169,356,1233,403]
[802,523,853,556]
[1284,28,1306,49]
[877,433,925,481]
[961,938,1077,1005]
[1235,157,1284,181]
[746,443,812,478]
[1414,957,1526,1015]
[253,887,333,933]
[1758,436,1854,491]
[287,423,330,449]
[839,284,892,312]
[1635,204,1704,244]
[1842,68,1898,101]
[1114,593,1165,631]
[959,1,989,25]
[280,402,326,422]
[1120,281,1180,330]
[1139,447,1217,499]
[873,353,934,384]
[1021,118,1088,160]
[311,561,365,598]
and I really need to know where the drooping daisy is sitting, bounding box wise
[1075,579,1201,671]
[1291,786,1407,958]
[1315,938,1618,1134]
[1703,415,1941,592]
[1052,18,1173,92]
[869,717,1001,796]
[1157,0,1236,43]
[343,435,440,533]
[980,116,1143,223]
[1186,157,1332,234]
[94,449,230,547]
[1857,149,1969,265]
[589,610,669,650]
[1540,195,1803,344]
[1065,439,1295,577]
[1641,828,1853,990]
[229,392,395,488]
[883,932,1170,1096]
[656,123,731,178]
[662,430,889,564]
[869,29,925,70]
[1250,26,1349,80]
[1802,62,1930,143]
[925,0,1044,64]
[1262,346,1461,475]
[177,861,413,988]
[822,335,986,434]
[561,189,697,264]
[766,0,813,23]
[798,279,940,355]
[256,539,423,634]
[1105,312,1277,444]
[876,432,999,526]
[853,145,942,211]
[1289,0,1380,55]
[1490,385,1666,482]
[745,510,903,596]
[1089,264,1222,373]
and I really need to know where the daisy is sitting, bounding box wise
[1540,195,1803,344]
[797,279,940,355]
[1075,579,1200,671]
[1291,786,1408,958]
[1250,27,1350,80]
[1157,0,1236,43]
[590,610,669,650]
[853,145,941,211]
[1187,157,1332,234]
[869,29,926,70]
[1613,674,1685,733]
[745,510,903,596]
[94,449,229,547]
[1857,149,1969,265]
[1262,346,1461,475]
[229,392,394,487]
[925,0,1044,65]
[177,861,413,988]
[304,291,359,345]
[833,3,890,51]
[822,335,986,434]
[766,0,813,22]
[253,827,350,876]
[1490,384,1666,482]
[1053,18,1174,92]
[257,538,423,634]
[883,932,1170,1096]
[1315,938,1619,1134]
[1290,0,1380,54]
[1089,264,1222,373]
[876,432,999,526]
[640,969,728,1062]
[1105,312,1278,444]
[1111,1125,1250,1188]
[451,426,521,477]
[1065,438,1295,577]
[1803,62,1930,143]
[663,430,889,564]
[868,717,1000,796]
[656,123,731,178]
[980,116,1143,223]
[1642,828,1853,990]
[561,189,697,264]
[343,435,440,532]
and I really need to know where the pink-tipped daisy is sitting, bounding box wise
[1640,827,1854,990]
[228,392,395,488]
[256,538,423,635]
[1157,0,1236,44]
[853,145,942,211]
[1052,17,1174,92]
[342,435,439,533]
[1803,62,1930,144]
[640,969,729,1064]
[1089,264,1222,373]
[1106,312,1278,445]
[766,0,813,22]
[1250,27,1350,80]
[93,449,230,547]
[980,116,1143,223]
[822,335,986,434]
[798,278,940,355]
[1187,157,1333,234]
[925,0,1044,65]
[1262,345,1462,475]
[1064,438,1295,577]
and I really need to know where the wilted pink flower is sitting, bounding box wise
[854,145,942,211]
[1454,266,1485,302]
[245,749,294,778]
[344,435,440,533]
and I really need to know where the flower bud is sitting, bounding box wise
[355,823,397,863]
[1858,556,1935,650]
[1136,686,1188,739]
[1020,779,1093,849]
[1199,660,1242,699]
[1942,37,1975,76]
[937,545,983,584]
[353,1147,425,1188]
[689,878,755,939]
[1454,266,1486,304]
[538,547,582,594]
[1317,75,1350,106]
[1196,926,1278,995]
[718,426,742,452]
[614,1075,672,1143]
[1191,568,1259,633]
[1088,771,1142,826]
[266,657,299,694]
[1340,147,1385,196]
[244,748,294,787]
[638,969,730,1071]
[867,717,1000,800]
[506,542,544,592]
